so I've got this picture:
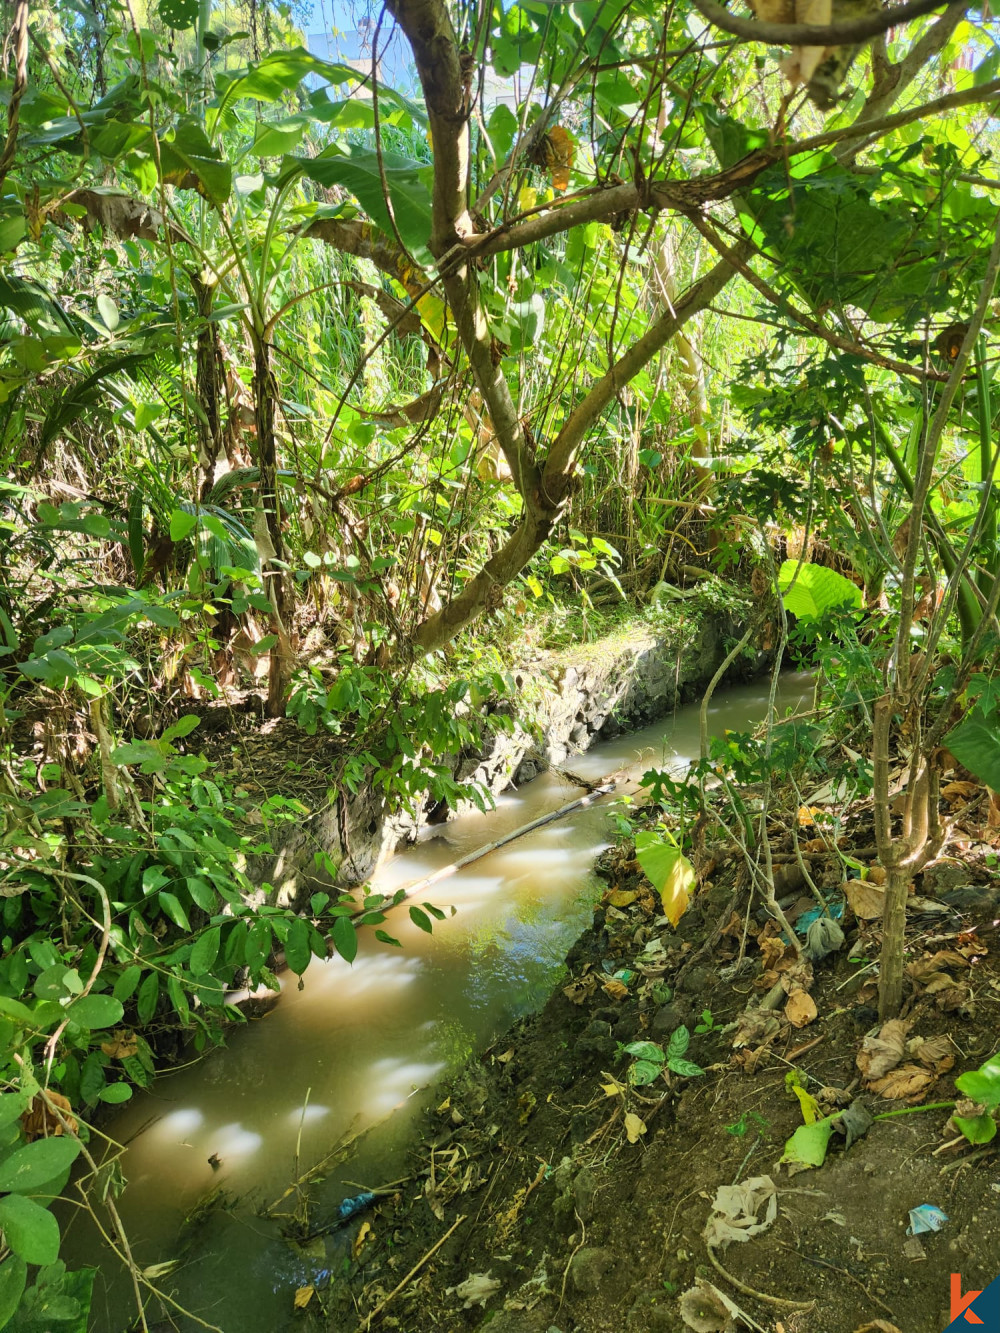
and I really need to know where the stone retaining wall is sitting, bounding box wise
[254,610,761,906]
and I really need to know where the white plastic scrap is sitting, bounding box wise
[703,1174,778,1249]
[446,1272,501,1309]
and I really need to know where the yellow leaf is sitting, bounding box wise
[294,1286,314,1310]
[352,1221,373,1260]
[797,805,821,826]
[786,1070,820,1124]
[601,1079,624,1097]
[607,889,639,908]
[625,1112,647,1144]
[517,183,537,211]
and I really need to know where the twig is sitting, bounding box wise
[706,1245,815,1311]
[364,1213,467,1327]
[558,1210,587,1313]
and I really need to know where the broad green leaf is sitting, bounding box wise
[0,1256,27,1328]
[169,508,198,542]
[190,926,221,976]
[136,972,159,1024]
[780,1117,835,1170]
[956,1057,1000,1108]
[112,965,142,1002]
[0,1094,30,1129]
[409,906,432,934]
[66,994,124,1029]
[294,146,432,264]
[623,1041,664,1063]
[634,832,695,927]
[284,918,311,975]
[669,1058,705,1078]
[778,560,861,620]
[629,1060,662,1086]
[96,294,119,331]
[954,1111,997,1144]
[158,891,192,932]
[945,707,1000,792]
[157,0,198,27]
[99,1083,133,1105]
[666,1026,690,1060]
[0,1136,81,1193]
[0,1193,60,1265]
[332,915,358,963]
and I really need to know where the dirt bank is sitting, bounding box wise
[309,785,1000,1333]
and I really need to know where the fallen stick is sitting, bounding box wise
[363,777,619,912]
[364,1212,467,1327]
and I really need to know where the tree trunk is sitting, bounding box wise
[251,331,293,717]
[878,865,910,1020]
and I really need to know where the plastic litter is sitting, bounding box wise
[906,1204,948,1235]
[335,1192,376,1224]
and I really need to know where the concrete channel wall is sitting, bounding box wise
[252,611,761,906]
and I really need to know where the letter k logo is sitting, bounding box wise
[953,1274,985,1325]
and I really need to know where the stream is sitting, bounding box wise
[71,673,812,1331]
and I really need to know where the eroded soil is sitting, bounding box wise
[310,792,1000,1333]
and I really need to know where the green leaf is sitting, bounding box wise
[295,146,432,264]
[136,972,159,1024]
[634,832,695,927]
[629,1060,662,1086]
[157,0,199,27]
[158,891,192,932]
[0,1193,60,1265]
[284,918,311,975]
[668,1057,705,1078]
[780,1117,835,1170]
[332,915,358,963]
[667,1026,690,1060]
[190,926,221,976]
[99,1083,133,1105]
[66,994,124,1029]
[945,707,1000,792]
[0,1093,30,1129]
[409,905,432,934]
[0,996,34,1024]
[161,714,201,744]
[0,1256,27,1328]
[778,560,862,620]
[169,508,198,542]
[955,1057,1000,1108]
[96,294,119,331]
[623,1041,664,1063]
[0,1136,81,1193]
[112,965,143,1003]
[374,929,401,947]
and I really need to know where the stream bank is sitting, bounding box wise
[319,759,1000,1333]
[241,603,765,904]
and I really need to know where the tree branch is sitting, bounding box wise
[688,0,959,46]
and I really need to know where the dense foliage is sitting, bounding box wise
[3,0,1000,1322]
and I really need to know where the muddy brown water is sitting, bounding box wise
[69,675,812,1331]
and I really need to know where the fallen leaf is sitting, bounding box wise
[853,1323,903,1333]
[562,977,596,1005]
[436,1097,451,1113]
[867,865,888,886]
[625,1112,647,1144]
[908,949,972,978]
[857,1019,910,1081]
[601,978,629,1001]
[867,1063,935,1102]
[845,880,885,920]
[446,1272,501,1309]
[942,781,979,805]
[679,1278,742,1332]
[785,989,818,1028]
[704,1176,777,1248]
[294,1286,314,1310]
[606,888,639,908]
[495,1048,515,1064]
[601,1076,625,1097]
[908,1035,955,1073]
[352,1220,372,1260]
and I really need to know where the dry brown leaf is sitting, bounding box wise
[923,972,959,994]
[908,949,972,978]
[101,1030,139,1059]
[601,978,629,1001]
[785,989,817,1028]
[562,976,596,1005]
[760,935,792,970]
[731,1045,773,1073]
[20,1092,78,1140]
[844,880,885,920]
[625,1112,647,1144]
[937,985,973,1014]
[857,1019,910,1081]
[942,781,980,805]
[867,1063,934,1102]
[908,1035,954,1074]
[866,865,887,886]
